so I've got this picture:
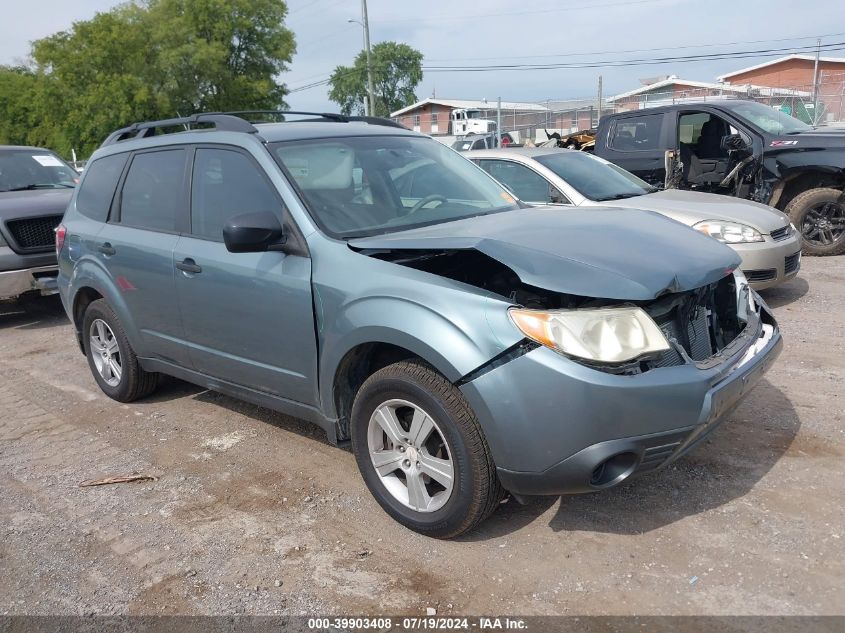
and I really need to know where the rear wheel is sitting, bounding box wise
[785,187,845,256]
[350,360,502,538]
[82,299,159,402]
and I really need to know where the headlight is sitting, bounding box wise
[694,220,764,244]
[509,306,670,363]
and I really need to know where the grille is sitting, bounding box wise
[784,252,800,275]
[6,215,63,250]
[770,225,791,241]
[744,268,777,283]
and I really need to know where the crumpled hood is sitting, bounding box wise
[350,207,741,300]
[0,189,73,221]
[608,189,791,233]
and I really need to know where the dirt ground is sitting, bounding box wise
[0,256,843,617]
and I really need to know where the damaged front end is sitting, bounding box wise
[362,244,763,377]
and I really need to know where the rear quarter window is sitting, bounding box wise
[75,153,128,222]
[609,114,663,151]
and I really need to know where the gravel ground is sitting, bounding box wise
[0,256,842,616]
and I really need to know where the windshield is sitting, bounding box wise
[0,149,78,192]
[272,135,518,238]
[533,151,656,201]
[728,102,813,134]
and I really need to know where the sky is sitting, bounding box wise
[2,0,844,113]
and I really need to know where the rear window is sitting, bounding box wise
[119,149,186,232]
[609,114,663,151]
[76,153,128,222]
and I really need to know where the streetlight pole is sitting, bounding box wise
[361,0,376,117]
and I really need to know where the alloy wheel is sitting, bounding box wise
[802,201,845,246]
[89,318,122,387]
[367,399,454,513]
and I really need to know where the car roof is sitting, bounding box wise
[608,99,758,116]
[464,147,577,160]
[0,145,56,153]
[254,120,420,143]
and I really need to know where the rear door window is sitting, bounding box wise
[190,148,282,241]
[118,149,187,232]
[478,159,558,203]
[75,153,128,222]
[609,114,663,151]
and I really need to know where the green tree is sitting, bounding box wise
[0,67,39,146]
[328,41,423,117]
[0,0,296,157]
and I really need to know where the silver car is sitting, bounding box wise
[467,148,802,289]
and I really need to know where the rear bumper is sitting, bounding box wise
[460,296,782,497]
[0,265,59,300]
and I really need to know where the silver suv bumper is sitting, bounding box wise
[0,266,59,300]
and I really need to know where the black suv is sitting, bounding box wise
[593,100,845,256]
[0,146,78,300]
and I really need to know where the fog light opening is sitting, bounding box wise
[590,452,639,488]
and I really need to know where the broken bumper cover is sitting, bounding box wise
[459,297,782,497]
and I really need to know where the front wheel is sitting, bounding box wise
[350,360,502,538]
[785,187,845,256]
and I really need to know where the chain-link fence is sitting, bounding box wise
[394,71,845,143]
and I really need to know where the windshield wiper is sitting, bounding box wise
[5,183,74,191]
[595,192,641,201]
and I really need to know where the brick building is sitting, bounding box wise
[718,55,845,123]
[390,98,548,135]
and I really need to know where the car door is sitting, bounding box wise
[602,113,667,185]
[173,145,317,405]
[476,159,570,205]
[95,147,191,365]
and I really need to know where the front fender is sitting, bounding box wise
[763,150,845,181]
[316,291,522,418]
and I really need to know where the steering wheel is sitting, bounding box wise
[408,194,447,215]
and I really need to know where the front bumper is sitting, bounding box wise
[459,296,782,497]
[0,265,59,300]
[732,233,801,290]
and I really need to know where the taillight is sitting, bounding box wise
[55,224,67,254]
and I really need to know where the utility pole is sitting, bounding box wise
[497,97,502,147]
[362,0,376,117]
[811,38,821,125]
[597,75,603,125]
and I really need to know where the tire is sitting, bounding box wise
[82,299,159,402]
[784,187,845,256]
[350,360,503,538]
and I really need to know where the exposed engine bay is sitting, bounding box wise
[366,247,750,375]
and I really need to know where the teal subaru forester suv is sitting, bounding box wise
[57,112,781,537]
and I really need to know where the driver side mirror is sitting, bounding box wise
[223,211,286,253]
[721,133,750,153]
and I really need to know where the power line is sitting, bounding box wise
[422,42,845,72]
[424,32,845,63]
[285,38,845,94]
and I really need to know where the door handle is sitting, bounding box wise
[97,242,116,256]
[176,258,202,274]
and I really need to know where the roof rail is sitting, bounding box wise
[101,113,258,147]
[220,110,408,130]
